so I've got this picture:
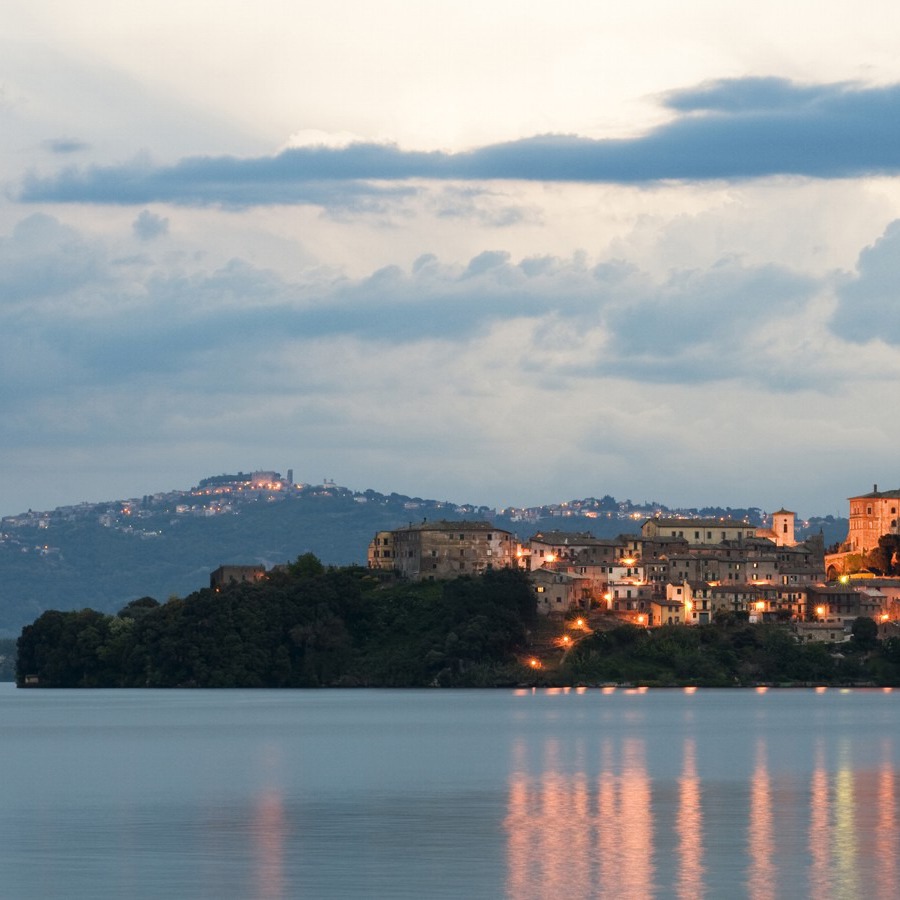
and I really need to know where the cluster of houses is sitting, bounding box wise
[368,497,900,643]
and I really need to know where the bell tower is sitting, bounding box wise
[771,508,796,547]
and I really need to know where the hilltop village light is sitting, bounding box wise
[816,606,826,617]
[529,658,541,669]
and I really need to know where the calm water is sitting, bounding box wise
[0,684,898,899]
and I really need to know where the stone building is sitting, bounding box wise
[369,520,517,581]
[845,485,900,554]
[755,508,797,547]
[368,531,396,570]
[209,565,266,591]
[641,516,756,546]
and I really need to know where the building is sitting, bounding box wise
[370,520,518,581]
[527,531,607,570]
[210,565,266,591]
[845,485,900,554]
[755,508,797,547]
[531,569,592,614]
[642,517,756,546]
[806,584,885,627]
[368,531,396,570]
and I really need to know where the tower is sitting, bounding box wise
[771,508,796,547]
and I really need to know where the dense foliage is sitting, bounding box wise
[16,561,537,688]
[558,620,900,687]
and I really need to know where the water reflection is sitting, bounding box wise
[253,790,286,900]
[504,690,900,900]
[505,735,655,899]
[747,739,774,900]
[676,739,704,900]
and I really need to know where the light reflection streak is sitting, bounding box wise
[504,696,900,900]
[505,735,656,899]
[747,739,775,900]
[875,740,896,900]
[833,741,859,899]
[808,742,830,898]
[676,738,704,900]
[619,738,653,899]
[252,789,286,900]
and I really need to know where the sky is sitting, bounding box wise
[3,1,900,519]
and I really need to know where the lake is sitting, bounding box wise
[0,684,897,898]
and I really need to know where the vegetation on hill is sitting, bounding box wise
[557,618,900,686]
[16,560,538,688]
[15,559,900,688]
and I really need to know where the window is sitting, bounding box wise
[536,586,545,593]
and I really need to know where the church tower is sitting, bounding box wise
[771,508,796,547]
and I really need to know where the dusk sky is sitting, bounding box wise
[3,1,900,518]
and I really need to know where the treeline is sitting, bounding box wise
[16,558,537,688]
[558,618,900,686]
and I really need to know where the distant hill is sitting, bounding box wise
[0,474,847,637]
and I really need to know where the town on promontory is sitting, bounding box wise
[9,474,900,687]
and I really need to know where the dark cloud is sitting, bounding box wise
[831,220,900,344]
[132,209,169,241]
[17,78,900,207]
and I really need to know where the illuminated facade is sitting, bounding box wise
[845,485,900,553]
[642,516,756,546]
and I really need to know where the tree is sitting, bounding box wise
[851,616,878,651]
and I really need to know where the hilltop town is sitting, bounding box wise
[12,478,900,687]
[365,485,900,645]
[0,468,880,642]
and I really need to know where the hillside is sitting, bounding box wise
[0,474,847,637]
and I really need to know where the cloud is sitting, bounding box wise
[0,213,104,306]
[831,220,900,344]
[17,78,900,207]
[0,213,839,403]
[132,209,169,241]
[42,137,90,154]
[3,211,900,518]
